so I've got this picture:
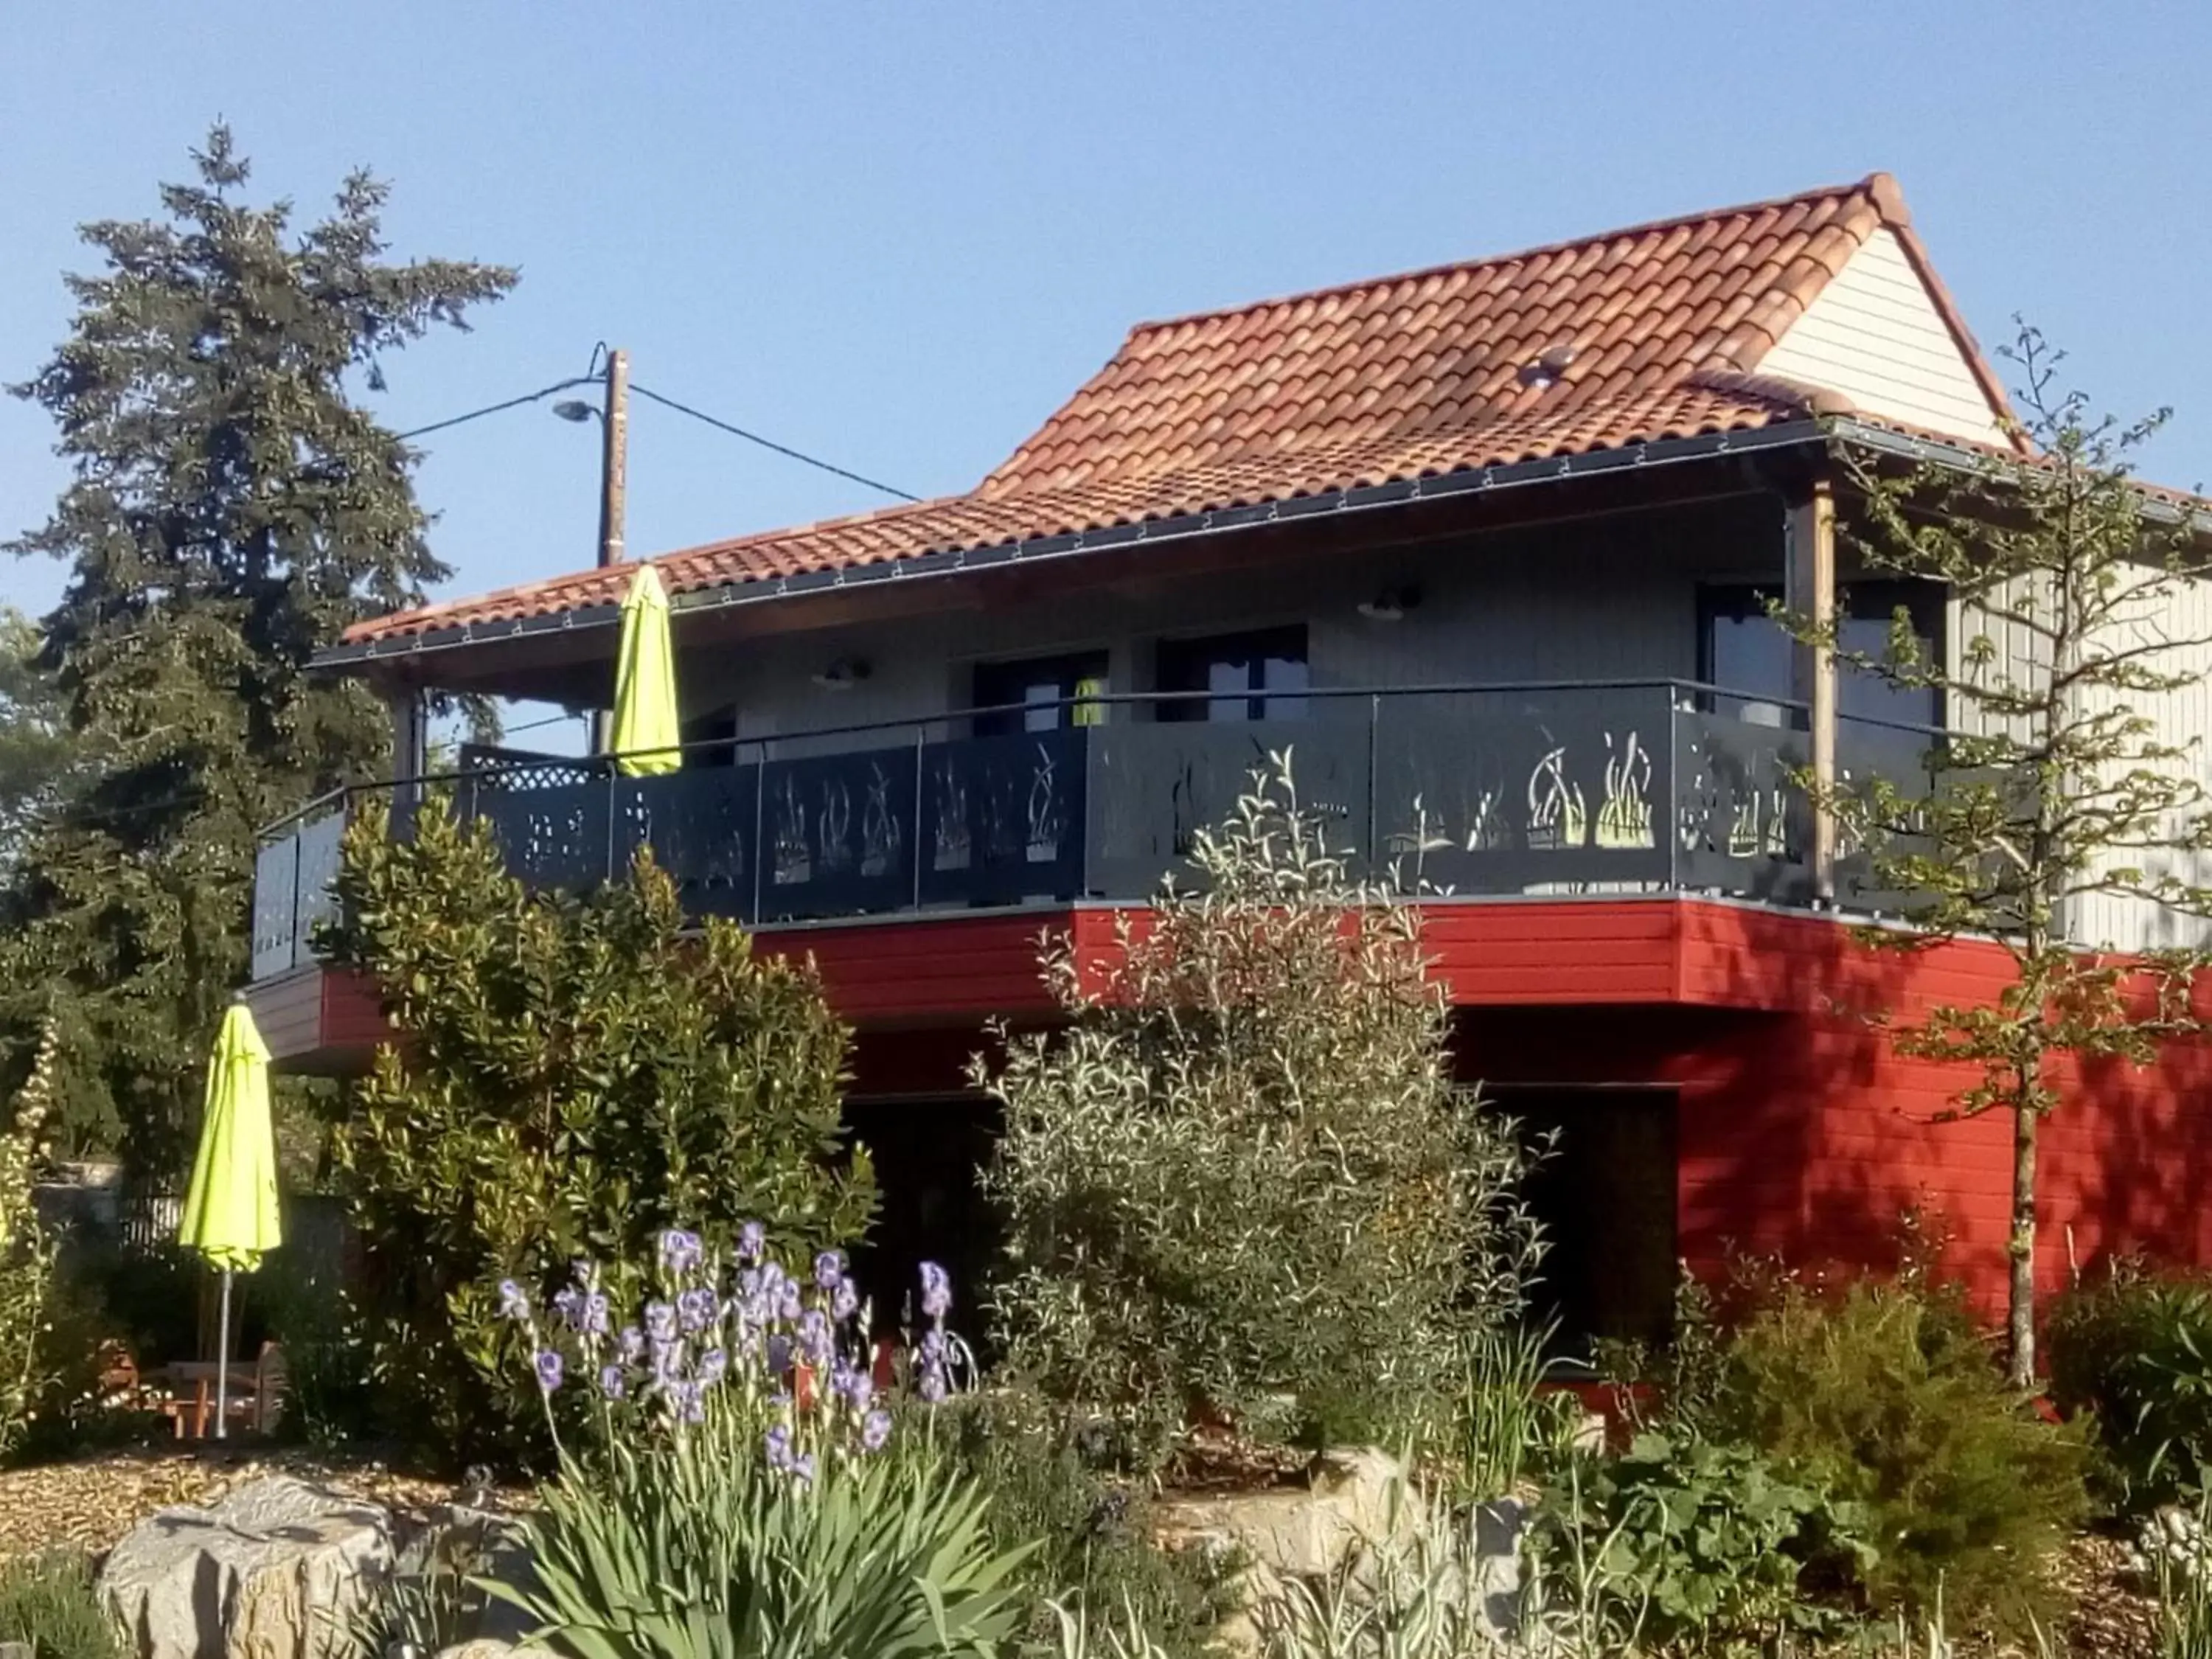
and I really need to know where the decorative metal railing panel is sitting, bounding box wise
[248,682,1948,981]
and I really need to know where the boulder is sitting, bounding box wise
[1153,1445,1423,1582]
[1154,1450,1526,1654]
[100,1476,394,1659]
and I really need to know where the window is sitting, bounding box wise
[972,652,1109,737]
[1700,582,1943,728]
[1157,626,1310,723]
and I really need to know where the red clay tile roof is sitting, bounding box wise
[347,173,2003,647]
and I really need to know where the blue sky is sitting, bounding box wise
[6,1,2210,654]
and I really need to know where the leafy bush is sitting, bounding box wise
[936,1393,1235,1659]
[1711,1278,2090,1636]
[2048,1259,2212,1509]
[1534,1430,1868,1649]
[0,1552,129,1659]
[483,1228,1033,1659]
[980,758,1540,1461]
[323,799,875,1464]
[254,1252,376,1451]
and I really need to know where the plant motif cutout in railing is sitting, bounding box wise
[771,776,810,886]
[817,779,854,875]
[1526,745,1587,851]
[1026,746,1063,863]
[1594,728,1655,849]
[931,763,970,873]
[859,763,902,878]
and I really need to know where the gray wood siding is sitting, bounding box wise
[675,498,1784,756]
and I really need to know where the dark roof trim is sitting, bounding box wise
[315,419,1833,673]
[1828,417,2212,533]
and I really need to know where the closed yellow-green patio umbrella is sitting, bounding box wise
[178,1001,281,1439]
[610,563,681,777]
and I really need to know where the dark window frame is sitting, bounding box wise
[1155,625,1311,723]
[971,650,1111,737]
[1699,580,1944,729]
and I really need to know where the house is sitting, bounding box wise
[247,173,2212,1349]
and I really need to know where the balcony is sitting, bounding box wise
[250,680,1937,982]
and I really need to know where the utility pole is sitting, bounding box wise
[598,348,629,569]
[590,349,630,753]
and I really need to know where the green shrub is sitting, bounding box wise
[1711,1278,2090,1637]
[937,1393,1236,1659]
[2048,1259,2212,1509]
[0,1552,129,1659]
[322,799,876,1466]
[1534,1430,1868,1650]
[980,758,1540,1463]
[254,1252,376,1451]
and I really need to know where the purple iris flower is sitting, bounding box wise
[581,1293,611,1337]
[831,1281,860,1324]
[767,1334,793,1376]
[861,1408,893,1452]
[790,1453,817,1484]
[534,1349,565,1393]
[497,1280,529,1321]
[677,1287,716,1334]
[698,1348,728,1385]
[739,1220,767,1262]
[919,1327,947,1366]
[919,1261,953,1321]
[778,1287,803,1322]
[765,1423,793,1472]
[551,1287,582,1328]
[599,1364,626,1400]
[675,1380,706,1425]
[659,1228,703,1273]
[813,1250,845,1291]
[644,1300,677,1342]
[918,1367,948,1405]
[798,1309,834,1366]
[618,1326,645,1363]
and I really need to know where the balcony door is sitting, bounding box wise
[1158,626,1310,722]
[973,652,1109,737]
[1700,581,1944,728]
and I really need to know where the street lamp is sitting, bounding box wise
[551,399,598,424]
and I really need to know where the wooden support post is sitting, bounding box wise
[1788,480,1839,900]
[389,684,429,833]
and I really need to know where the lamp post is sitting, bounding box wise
[556,348,629,750]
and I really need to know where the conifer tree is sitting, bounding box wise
[0,126,515,1170]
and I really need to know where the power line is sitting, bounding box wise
[630,383,920,502]
[396,376,597,442]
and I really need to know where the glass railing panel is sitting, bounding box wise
[919,726,1088,908]
[1082,715,1371,898]
[1373,686,1676,896]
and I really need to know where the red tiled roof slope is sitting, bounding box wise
[347,173,1993,647]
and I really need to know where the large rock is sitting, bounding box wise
[100,1476,394,1659]
[1154,1449,1526,1654]
[1154,1446,1424,1582]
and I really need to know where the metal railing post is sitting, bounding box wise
[749,754,767,928]
[1661,684,1680,892]
[1365,693,1381,875]
[288,827,305,973]
[910,728,925,911]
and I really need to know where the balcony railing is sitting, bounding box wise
[249,681,1939,982]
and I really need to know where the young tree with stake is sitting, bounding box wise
[1790,324,2212,1385]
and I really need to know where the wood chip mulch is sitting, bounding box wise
[0,1447,522,1564]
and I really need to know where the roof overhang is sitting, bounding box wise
[316,419,1837,681]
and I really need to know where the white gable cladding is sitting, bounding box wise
[1760,228,2009,445]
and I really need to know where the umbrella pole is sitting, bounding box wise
[214,1267,231,1441]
